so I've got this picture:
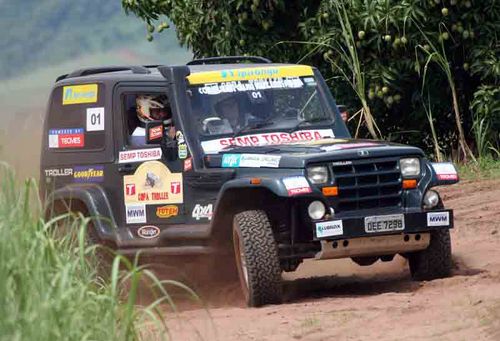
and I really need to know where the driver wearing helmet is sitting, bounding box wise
[131,95,175,145]
[214,95,242,130]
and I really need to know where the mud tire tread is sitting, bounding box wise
[234,210,282,307]
[409,228,452,281]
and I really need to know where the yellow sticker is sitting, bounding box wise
[301,138,347,146]
[62,84,98,105]
[156,205,179,218]
[123,161,183,205]
[187,65,314,85]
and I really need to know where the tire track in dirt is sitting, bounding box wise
[150,180,500,340]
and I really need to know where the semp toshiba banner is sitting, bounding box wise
[201,129,334,154]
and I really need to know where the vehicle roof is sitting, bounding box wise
[55,62,306,86]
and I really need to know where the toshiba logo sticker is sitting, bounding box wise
[123,161,183,205]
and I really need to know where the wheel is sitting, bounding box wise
[409,228,452,281]
[232,210,282,307]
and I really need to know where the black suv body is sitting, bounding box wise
[41,57,459,307]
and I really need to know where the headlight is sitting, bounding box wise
[400,158,420,177]
[308,200,326,220]
[307,166,329,184]
[423,190,440,209]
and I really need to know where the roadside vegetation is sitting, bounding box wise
[123,0,499,173]
[0,163,201,341]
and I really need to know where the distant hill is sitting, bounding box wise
[0,0,190,177]
[0,0,189,80]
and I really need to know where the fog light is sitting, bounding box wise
[308,200,326,220]
[423,190,440,209]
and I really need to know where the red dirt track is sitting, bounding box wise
[150,179,500,340]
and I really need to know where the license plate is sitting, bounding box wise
[364,214,404,233]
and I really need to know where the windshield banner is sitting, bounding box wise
[198,77,304,95]
[187,65,314,85]
[201,129,334,154]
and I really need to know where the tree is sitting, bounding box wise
[122,0,500,159]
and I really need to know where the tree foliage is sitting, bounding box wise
[122,0,500,157]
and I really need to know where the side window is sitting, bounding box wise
[47,83,105,151]
[123,93,175,147]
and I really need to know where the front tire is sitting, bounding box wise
[233,210,282,307]
[409,228,452,280]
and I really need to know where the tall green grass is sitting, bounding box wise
[0,163,199,340]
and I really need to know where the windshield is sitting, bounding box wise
[187,67,337,153]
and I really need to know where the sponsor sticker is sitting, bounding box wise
[62,84,98,105]
[197,77,304,95]
[48,128,85,148]
[137,225,160,239]
[321,142,379,152]
[125,183,136,196]
[187,65,314,84]
[282,176,312,196]
[427,211,450,227]
[156,205,179,218]
[184,158,193,172]
[126,204,146,224]
[44,168,73,177]
[201,129,334,154]
[192,204,213,221]
[316,220,343,238]
[86,107,104,131]
[73,165,104,183]
[123,161,183,205]
[149,126,163,140]
[221,154,281,168]
[178,143,188,159]
[431,163,458,181]
[119,148,162,163]
[176,131,185,144]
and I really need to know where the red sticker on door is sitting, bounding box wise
[48,128,85,148]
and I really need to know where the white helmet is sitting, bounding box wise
[136,95,165,125]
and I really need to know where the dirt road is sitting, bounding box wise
[156,179,500,340]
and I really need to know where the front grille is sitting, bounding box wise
[332,158,402,211]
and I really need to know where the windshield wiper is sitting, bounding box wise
[290,117,334,132]
[233,117,275,136]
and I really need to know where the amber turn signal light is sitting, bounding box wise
[250,178,262,185]
[402,179,417,189]
[322,186,339,196]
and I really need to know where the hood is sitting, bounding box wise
[207,138,425,169]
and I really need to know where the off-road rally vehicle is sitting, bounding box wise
[41,56,459,307]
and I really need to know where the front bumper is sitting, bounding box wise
[312,209,453,240]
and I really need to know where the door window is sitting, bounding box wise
[123,93,176,147]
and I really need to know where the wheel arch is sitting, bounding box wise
[45,184,117,243]
[210,185,289,246]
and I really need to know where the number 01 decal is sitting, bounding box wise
[86,107,105,131]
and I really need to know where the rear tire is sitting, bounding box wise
[409,228,452,280]
[233,210,282,307]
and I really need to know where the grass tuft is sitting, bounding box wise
[0,163,199,340]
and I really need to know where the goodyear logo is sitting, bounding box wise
[187,65,314,84]
[73,165,104,183]
[62,84,98,105]
[156,205,179,218]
